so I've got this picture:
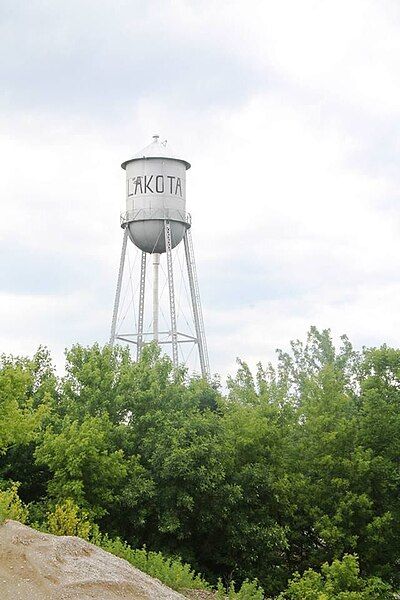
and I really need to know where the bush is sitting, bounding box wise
[46,498,94,539]
[278,554,392,599]
[0,483,28,524]
[216,578,264,599]
[99,535,209,592]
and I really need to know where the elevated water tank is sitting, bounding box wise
[121,136,191,254]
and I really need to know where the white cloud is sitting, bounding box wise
[1,0,400,378]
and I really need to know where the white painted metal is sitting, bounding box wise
[136,251,147,361]
[121,136,191,254]
[121,135,191,168]
[188,228,210,377]
[152,253,160,342]
[183,230,210,378]
[111,136,210,377]
[109,227,128,346]
[164,220,179,367]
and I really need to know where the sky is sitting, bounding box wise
[1,0,400,378]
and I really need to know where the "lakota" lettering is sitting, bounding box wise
[128,175,182,197]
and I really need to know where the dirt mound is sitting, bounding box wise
[0,520,186,600]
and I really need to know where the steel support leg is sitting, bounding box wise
[183,228,210,378]
[152,253,160,343]
[164,220,179,367]
[109,227,128,346]
[136,251,147,360]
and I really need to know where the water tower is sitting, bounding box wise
[109,136,210,378]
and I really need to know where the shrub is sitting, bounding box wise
[216,578,264,599]
[99,535,209,592]
[0,483,28,524]
[46,498,93,539]
[278,554,392,599]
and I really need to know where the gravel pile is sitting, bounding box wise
[0,520,186,600]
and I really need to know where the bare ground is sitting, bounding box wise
[180,591,217,599]
[0,520,187,600]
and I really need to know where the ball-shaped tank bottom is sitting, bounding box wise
[127,220,188,254]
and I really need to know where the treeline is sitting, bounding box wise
[0,327,399,597]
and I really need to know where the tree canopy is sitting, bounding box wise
[0,329,398,597]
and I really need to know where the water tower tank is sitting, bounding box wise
[121,136,191,254]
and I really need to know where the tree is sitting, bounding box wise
[278,554,392,599]
[0,349,53,505]
[0,352,49,454]
[1,331,399,596]
[35,414,127,518]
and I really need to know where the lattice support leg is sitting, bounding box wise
[183,228,210,378]
[109,227,128,346]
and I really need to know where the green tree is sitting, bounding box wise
[0,348,54,506]
[0,483,28,524]
[35,414,127,518]
[278,554,392,599]
[0,352,50,454]
[354,346,400,583]
[1,331,399,596]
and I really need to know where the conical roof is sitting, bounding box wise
[121,135,191,170]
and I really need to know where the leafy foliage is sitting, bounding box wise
[99,535,209,592]
[278,554,392,599]
[216,579,265,599]
[0,350,50,454]
[34,414,127,517]
[0,330,398,598]
[0,482,28,524]
[46,498,93,538]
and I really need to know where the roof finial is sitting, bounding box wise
[152,134,159,142]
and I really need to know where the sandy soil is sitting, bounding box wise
[0,520,186,600]
[180,591,217,599]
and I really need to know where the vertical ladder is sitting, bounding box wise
[152,253,160,342]
[164,220,179,367]
[136,251,147,360]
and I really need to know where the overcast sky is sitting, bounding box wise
[1,0,400,377]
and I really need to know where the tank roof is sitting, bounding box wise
[121,135,191,170]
